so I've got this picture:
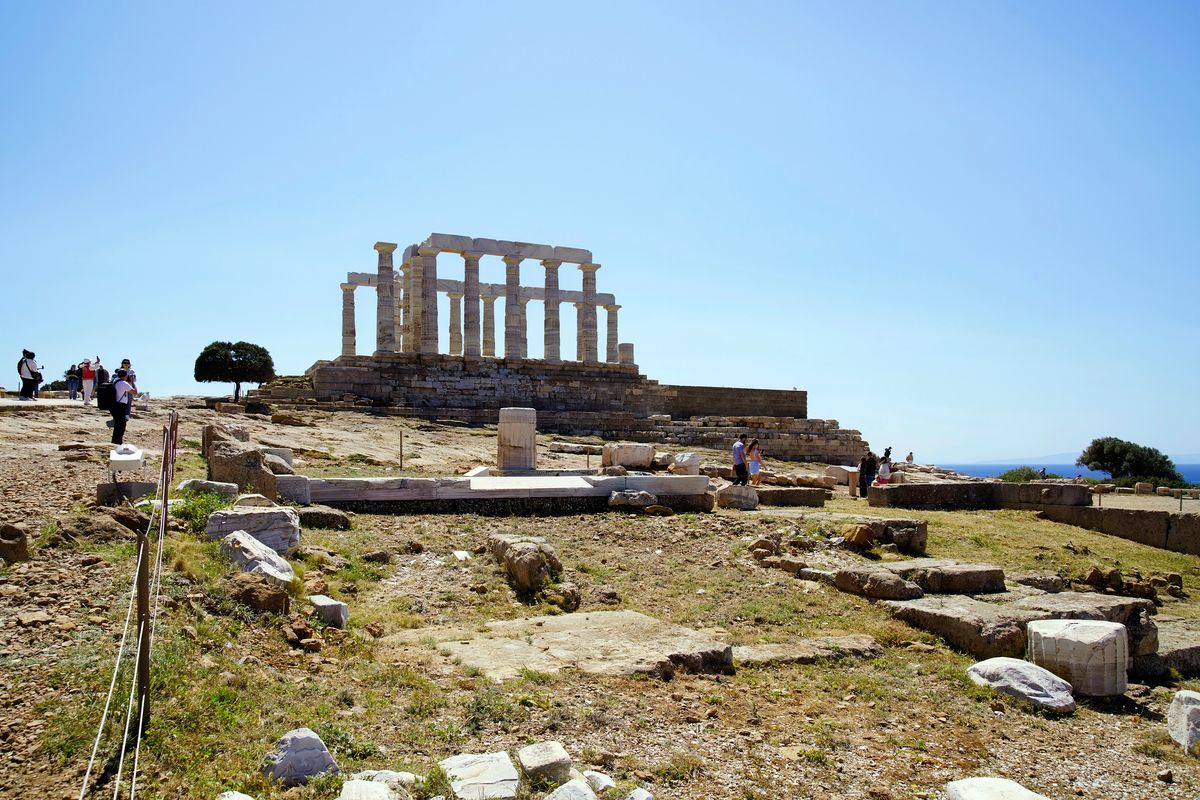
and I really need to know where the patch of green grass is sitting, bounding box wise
[464,686,524,733]
[653,750,705,782]
[517,666,554,685]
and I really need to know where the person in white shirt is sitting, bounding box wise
[120,359,137,419]
[17,349,40,401]
[110,369,135,444]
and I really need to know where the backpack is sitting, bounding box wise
[96,365,110,385]
[96,382,116,411]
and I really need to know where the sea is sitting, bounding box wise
[939,463,1200,485]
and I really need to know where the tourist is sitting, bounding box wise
[109,369,135,445]
[883,446,892,462]
[857,452,877,498]
[66,364,80,400]
[120,358,137,418]
[747,439,764,487]
[877,457,892,485]
[1038,467,1047,479]
[731,434,749,486]
[94,357,109,388]
[905,451,914,464]
[16,349,40,401]
[79,358,96,405]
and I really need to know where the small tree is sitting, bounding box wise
[1076,437,1181,482]
[194,341,275,402]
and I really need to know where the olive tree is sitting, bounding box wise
[1076,437,1181,482]
[193,341,275,402]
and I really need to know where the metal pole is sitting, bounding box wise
[400,431,404,470]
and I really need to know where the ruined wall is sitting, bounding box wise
[250,355,866,464]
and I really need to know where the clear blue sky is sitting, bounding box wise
[2,2,1197,462]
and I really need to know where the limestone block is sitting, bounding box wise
[275,475,311,505]
[208,441,277,498]
[178,478,239,500]
[216,792,256,800]
[544,779,597,800]
[625,790,654,800]
[1135,482,1153,494]
[489,533,562,593]
[0,523,31,564]
[425,232,475,251]
[883,559,1006,594]
[261,446,294,467]
[517,740,572,786]
[263,452,296,475]
[553,245,593,263]
[583,770,615,793]
[338,780,394,800]
[498,407,537,471]
[835,567,923,600]
[1157,486,1174,496]
[667,452,700,475]
[715,485,758,510]
[601,443,656,469]
[350,770,418,790]
[945,778,1049,800]
[220,531,296,588]
[309,594,348,628]
[966,657,1075,714]
[609,490,658,509]
[439,751,520,800]
[825,465,852,485]
[1026,619,1128,696]
[1167,689,1200,754]
[206,507,301,554]
[235,493,275,507]
[261,727,339,786]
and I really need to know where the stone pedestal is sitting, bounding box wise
[1026,619,1128,696]
[497,407,537,471]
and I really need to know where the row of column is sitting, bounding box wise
[343,245,621,362]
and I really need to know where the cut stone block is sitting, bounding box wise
[715,484,758,510]
[583,771,615,793]
[235,493,275,507]
[667,452,700,475]
[835,567,923,600]
[1168,689,1200,754]
[517,740,572,786]
[966,657,1076,714]
[221,531,295,588]
[945,777,1049,799]
[545,779,597,800]
[275,474,312,504]
[608,490,658,509]
[309,594,348,628]
[1011,592,1157,657]
[601,443,655,469]
[261,727,339,786]
[439,751,520,800]
[338,779,394,800]
[206,506,301,554]
[733,634,882,666]
[1026,619,1128,696]
[498,407,537,472]
[882,559,1006,594]
[883,595,1033,659]
[393,610,732,680]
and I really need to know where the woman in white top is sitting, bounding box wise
[17,350,40,401]
[877,458,892,485]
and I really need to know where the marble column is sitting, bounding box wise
[516,296,532,359]
[448,293,463,355]
[541,259,561,363]
[397,262,411,352]
[408,250,423,354]
[340,283,356,357]
[418,247,439,354]
[502,255,523,358]
[482,295,497,357]
[462,252,482,357]
[374,242,397,355]
[579,262,600,361]
[574,302,585,362]
[604,304,620,363]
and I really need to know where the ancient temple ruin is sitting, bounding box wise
[252,233,869,464]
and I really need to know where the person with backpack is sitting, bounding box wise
[66,364,80,400]
[109,369,135,444]
[79,358,96,404]
[16,350,41,401]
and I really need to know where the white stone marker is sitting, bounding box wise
[497,407,537,472]
[945,777,1049,799]
[1168,689,1200,754]
[1026,619,1128,696]
[309,594,348,628]
[517,740,572,785]
[439,751,519,799]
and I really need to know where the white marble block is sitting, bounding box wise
[945,777,1049,799]
[439,751,520,799]
[309,594,348,628]
[220,531,295,588]
[206,506,301,554]
[1168,689,1200,754]
[497,407,537,471]
[1026,619,1128,697]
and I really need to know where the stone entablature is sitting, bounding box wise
[339,233,628,365]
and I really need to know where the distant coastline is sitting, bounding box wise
[939,463,1200,485]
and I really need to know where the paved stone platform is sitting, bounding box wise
[384,610,733,679]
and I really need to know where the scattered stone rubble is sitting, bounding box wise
[261,726,339,786]
[488,532,563,594]
[206,506,301,554]
[966,657,1076,715]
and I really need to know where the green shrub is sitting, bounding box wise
[998,466,1063,482]
[170,491,231,533]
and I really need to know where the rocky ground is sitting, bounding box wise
[1,398,1198,799]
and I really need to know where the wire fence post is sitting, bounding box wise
[135,524,150,732]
